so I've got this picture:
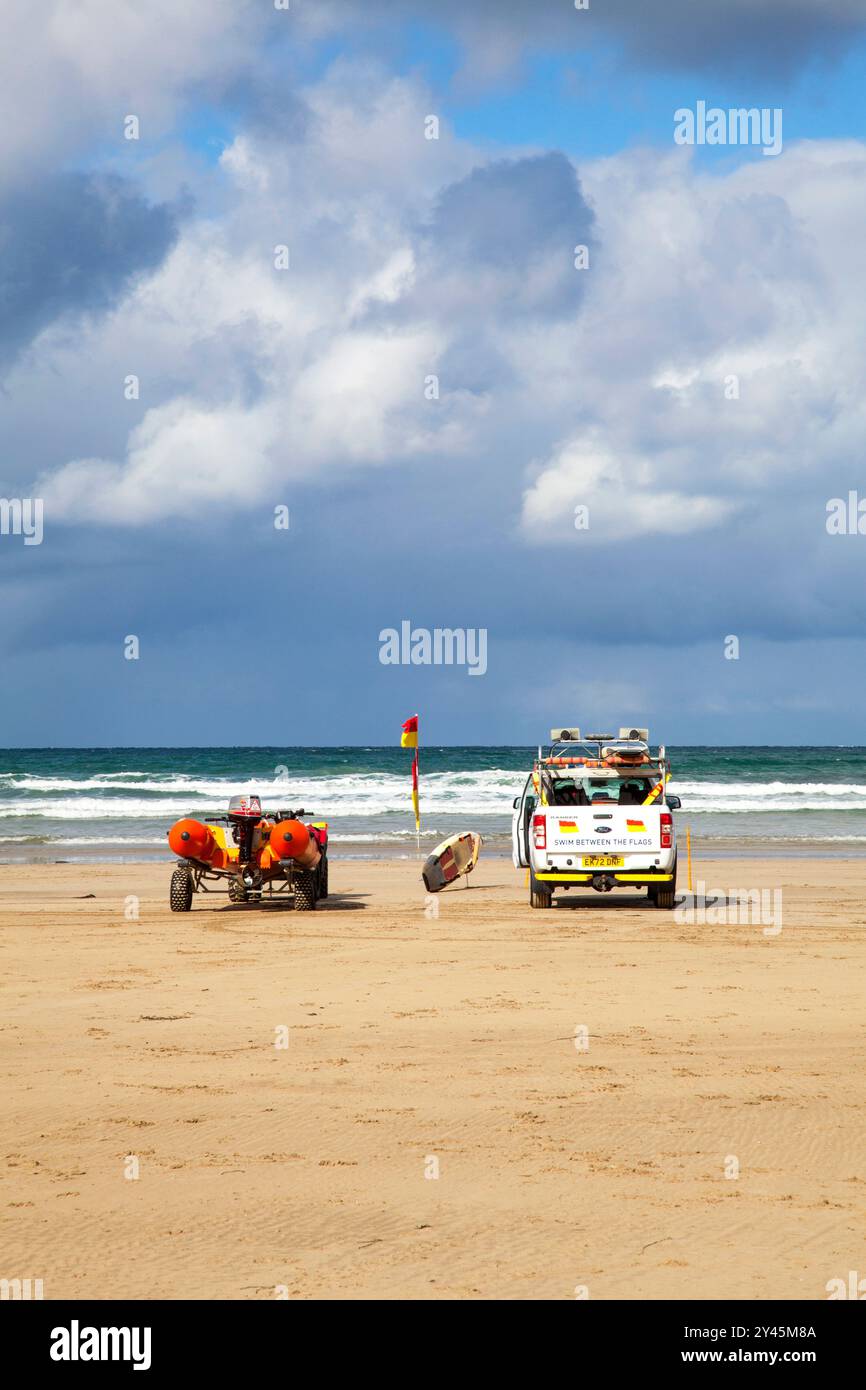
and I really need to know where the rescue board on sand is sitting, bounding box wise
[422,831,482,893]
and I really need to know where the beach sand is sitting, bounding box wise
[1,856,864,1301]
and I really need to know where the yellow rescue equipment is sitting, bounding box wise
[642,772,670,806]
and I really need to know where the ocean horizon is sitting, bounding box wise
[1,745,865,862]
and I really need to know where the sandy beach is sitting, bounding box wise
[2,855,864,1301]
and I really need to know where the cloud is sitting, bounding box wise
[592,0,866,80]
[0,173,180,372]
[413,152,595,320]
[0,2,270,372]
[521,434,739,542]
[317,0,866,81]
[0,0,266,182]
[38,142,594,523]
[11,54,866,669]
[29,121,866,570]
[519,139,866,549]
[31,67,469,520]
[39,397,280,524]
[4,12,866,748]
[45,319,446,523]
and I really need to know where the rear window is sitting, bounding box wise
[550,777,652,806]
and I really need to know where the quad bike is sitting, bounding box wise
[167,794,328,912]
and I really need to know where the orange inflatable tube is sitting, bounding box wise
[544,757,601,767]
[169,815,323,874]
[168,818,216,862]
[265,819,321,870]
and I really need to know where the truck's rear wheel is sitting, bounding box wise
[653,857,677,909]
[294,871,316,911]
[529,873,552,909]
[170,867,193,912]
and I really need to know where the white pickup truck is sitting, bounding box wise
[511,727,681,910]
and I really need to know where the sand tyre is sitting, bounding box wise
[170,868,193,912]
[529,873,553,909]
[318,855,328,900]
[294,871,317,911]
[654,858,677,910]
[228,878,247,903]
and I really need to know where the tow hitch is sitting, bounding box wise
[591,874,616,892]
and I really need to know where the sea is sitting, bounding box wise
[0,746,865,862]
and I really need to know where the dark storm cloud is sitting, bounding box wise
[403,152,596,322]
[0,173,181,371]
[585,0,866,80]
[337,0,866,81]
[428,153,593,274]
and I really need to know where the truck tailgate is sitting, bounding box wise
[546,807,661,853]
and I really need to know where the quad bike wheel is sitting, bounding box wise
[319,855,328,900]
[228,877,248,903]
[170,867,193,912]
[293,871,317,911]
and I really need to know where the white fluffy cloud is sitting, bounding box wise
[519,139,866,542]
[18,48,866,556]
[521,435,739,542]
[33,66,477,520]
[0,1,268,184]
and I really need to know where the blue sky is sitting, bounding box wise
[397,19,866,157]
[2,0,866,746]
[176,16,866,165]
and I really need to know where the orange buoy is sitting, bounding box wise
[268,819,320,869]
[168,818,216,862]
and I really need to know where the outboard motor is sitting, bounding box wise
[227,794,263,865]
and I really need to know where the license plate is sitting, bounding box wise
[581,855,624,868]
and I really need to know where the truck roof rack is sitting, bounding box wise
[548,725,651,745]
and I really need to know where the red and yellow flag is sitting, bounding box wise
[401,715,420,834]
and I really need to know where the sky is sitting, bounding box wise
[2,0,866,746]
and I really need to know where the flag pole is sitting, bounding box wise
[401,713,422,855]
[415,716,421,854]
